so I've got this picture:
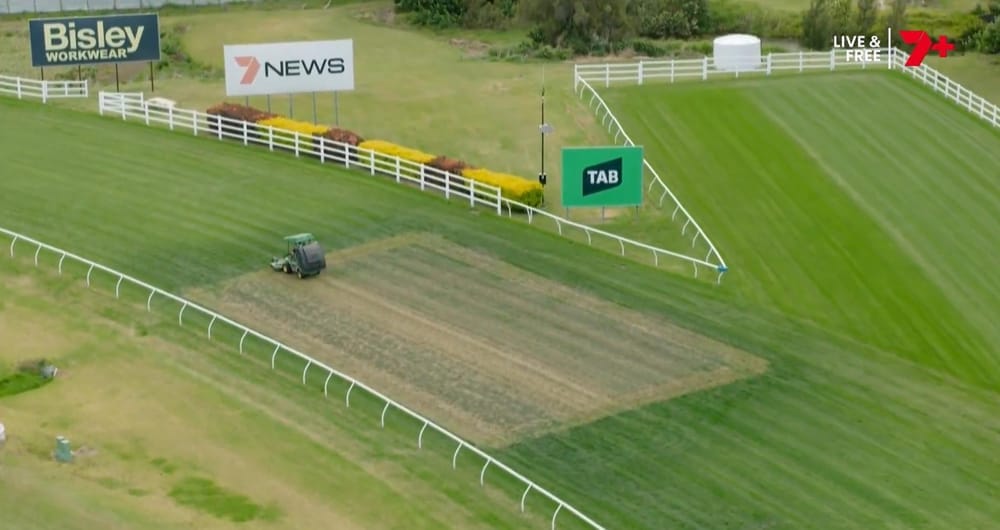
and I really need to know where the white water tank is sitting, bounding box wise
[713,34,762,72]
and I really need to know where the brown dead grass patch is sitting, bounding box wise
[187,233,767,446]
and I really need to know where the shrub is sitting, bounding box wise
[312,128,366,163]
[205,103,276,140]
[461,168,544,207]
[257,117,330,136]
[359,140,437,164]
[316,127,365,146]
[206,103,274,123]
[427,156,469,173]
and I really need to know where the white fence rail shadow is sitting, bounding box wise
[99,91,728,282]
[1,225,608,530]
[0,74,88,102]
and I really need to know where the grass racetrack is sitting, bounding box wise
[602,71,1000,389]
[0,259,551,529]
[2,67,1000,530]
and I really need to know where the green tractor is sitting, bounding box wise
[270,233,327,279]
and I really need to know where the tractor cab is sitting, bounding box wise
[270,233,327,279]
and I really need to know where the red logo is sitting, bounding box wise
[899,31,955,67]
[234,56,261,84]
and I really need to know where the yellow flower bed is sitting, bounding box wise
[257,117,330,136]
[359,140,436,165]
[461,168,544,207]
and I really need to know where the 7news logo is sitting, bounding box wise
[233,55,346,85]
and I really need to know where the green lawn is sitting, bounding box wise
[0,258,553,530]
[2,81,1000,530]
[600,71,1000,390]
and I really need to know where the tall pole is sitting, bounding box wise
[538,66,547,186]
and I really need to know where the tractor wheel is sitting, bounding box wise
[297,270,304,279]
[283,263,290,274]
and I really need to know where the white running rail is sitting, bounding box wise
[0,74,88,102]
[888,50,1000,128]
[572,46,1000,279]
[1,225,608,530]
[573,77,727,272]
[574,48,998,129]
[98,91,729,282]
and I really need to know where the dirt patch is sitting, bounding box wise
[187,233,766,446]
[449,38,492,59]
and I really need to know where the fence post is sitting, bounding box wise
[496,188,501,216]
[638,60,644,85]
[469,180,475,207]
[830,48,836,70]
[41,81,47,104]
[702,57,708,80]
[144,102,150,125]
[16,77,21,99]
[670,60,675,83]
[243,121,249,146]
[445,171,450,199]
[120,95,126,120]
[420,165,425,190]
[766,53,772,75]
[216,117,222,140]
[319,137,325,163]
[605,64,610,88]
[294,131,299,156]
[193,112,198,136]
[887,47,893,70]
[168,106,174,130]
[268,127,274,151]
[370,151,375,175]
[799,51,804,72]
[395,158,400,183]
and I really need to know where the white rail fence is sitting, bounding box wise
[1,225,607,530]
[98,91,727,281]
[572,47,999,279]
[889,51,1000,128]
[574,47,998,129]
[0,75,88,102]
[574,78,727,273]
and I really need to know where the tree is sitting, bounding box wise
[975,20,1000,53]
[629,0,710,39]
[801,0,834,50]
[520,0,634,53]
[886,0,909,43]
[855,0,878,34]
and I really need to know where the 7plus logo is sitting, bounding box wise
[899,30,955,67]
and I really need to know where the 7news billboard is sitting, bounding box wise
[29,13,161,67]
[223,39,355,96]
[561,146,644,208]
